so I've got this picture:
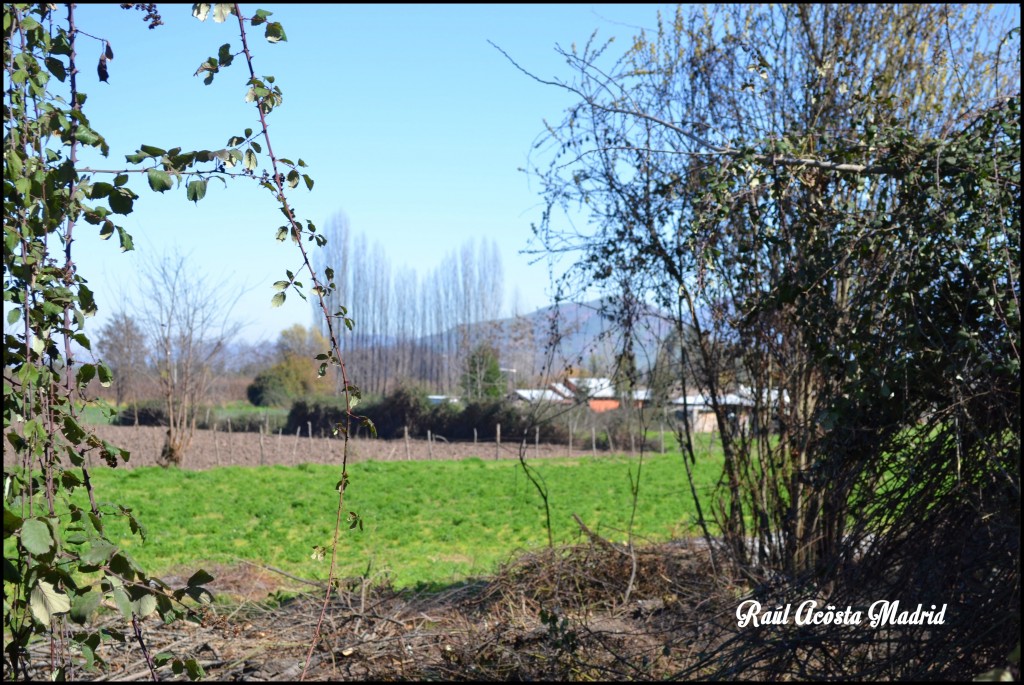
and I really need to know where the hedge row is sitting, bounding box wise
[286,387,570,444]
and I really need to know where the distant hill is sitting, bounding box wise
[438,297,676,382]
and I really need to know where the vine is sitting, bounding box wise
[3,3,367,680]
[188,4,374,677]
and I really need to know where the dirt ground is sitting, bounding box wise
[85,424,632,470]
[34,539,744,681]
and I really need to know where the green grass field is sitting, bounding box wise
[69,446,723,589]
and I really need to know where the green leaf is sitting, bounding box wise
[146,168,173,192]
[79,283,97,316]
[63,414,87,443]
[45,56,67,82]
[75,363,95,387]
[21,518,54,555]
[111,586,132,618]
[98,363,114,388]
[90,182,113,199]
[217,43,234,68]
[265,21,287,43]
[251,9,272,26]
[192,3,211,21]
[133,592,157,618]
[7,308,21,325]
[271,292,286,308]
[139,144,166,157]
[273,280,290,291]
[187,569,215,586]
[75,124,103,148]
[5,509,25,539]
[81,540,117,566]
[117,226,135,252]
[70,590,102,625]
[213,3,232,22]
[244,149,258,171]
[30,581,71,628]
[109,188,134,215]
[186,179,207,203]
[185,659,206,680]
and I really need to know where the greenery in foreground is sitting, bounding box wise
[68,446,722,590]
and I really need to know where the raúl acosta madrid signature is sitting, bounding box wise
[736,599,947,628]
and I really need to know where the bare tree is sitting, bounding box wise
[94,310,148,412]
[134,252,243,466]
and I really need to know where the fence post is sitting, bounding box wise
[308,421,313,452]
[427,430,433,460]
[292,425,301,461]
[214,422,220,465]
[591,426,596,457]
[568,429,572,458]
[495,423,501,460]
[404,425,410,460]
[259,424,265,466]
[535,426,540,459]
[227,418,233,462]
[474,427,477,446]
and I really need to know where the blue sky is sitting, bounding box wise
[66,3,675,343]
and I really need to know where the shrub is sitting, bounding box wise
[247,368,296,407]
[361,385,430,439]
[115,399,168,426]
[248,355,330,408]
[286,397,348,436]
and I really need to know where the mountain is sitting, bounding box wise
[451,297,676,382]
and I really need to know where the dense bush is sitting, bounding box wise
[248,352,331,408]
[115,399,168,426]
[285,397,348,436]
[366,385,430,438]
[247,368,297,407]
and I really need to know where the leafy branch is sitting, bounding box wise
[188,4,372,679]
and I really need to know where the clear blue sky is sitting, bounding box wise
[66,3,674,344]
